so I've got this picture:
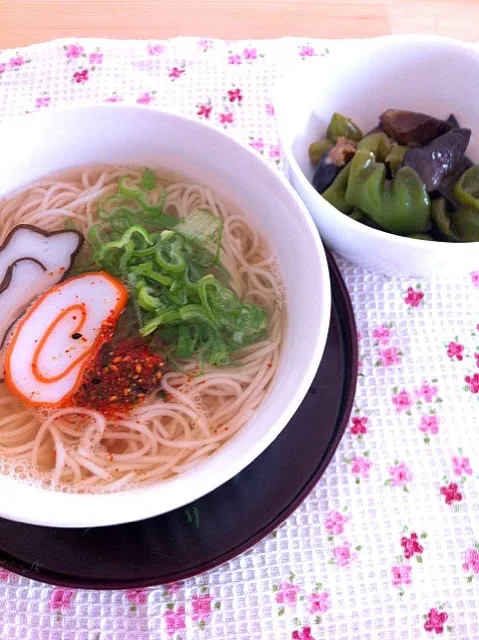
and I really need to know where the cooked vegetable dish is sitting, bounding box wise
[309,110,479,241]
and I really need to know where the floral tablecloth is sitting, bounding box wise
[0,36,479,640]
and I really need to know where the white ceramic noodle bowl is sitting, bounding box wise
[275,34,479,277]
[0,105,330,528]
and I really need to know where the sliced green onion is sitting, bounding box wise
[141,168,158,191]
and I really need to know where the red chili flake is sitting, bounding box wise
[267,363,272,368]
[72,337,165,417]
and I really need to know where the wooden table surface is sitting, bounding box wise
[1,0,478,50]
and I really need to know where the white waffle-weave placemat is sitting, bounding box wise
[0,37,479,640]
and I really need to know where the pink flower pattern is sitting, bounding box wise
[191,594,213,622]
[377,346,402,366]
[447,341,464,360]
[392,389,413,412]
[89,52,103,65]
[351,416,368,436]
[465,373,479,393]
[249,138,265,152]
[265,103,275,116]
[463,548,479,575]
[424,608,449,634]
[400,533,424,559]
[350,455,373,480]
[35,96,51,108]
[73,69,89,83]
[126,589,148,605]
[392,564,412,587]
[389,462,412,488]
[415,382,439,403]
[325,510,349,535]
[227,88,243,103]
[137,92,155,105]
[228,54,242,65]
[419,414,440,435]
[198,39,213,51]
[169,67,185,80]
[471,271,479,287]
[307,591,330,614]
[243,48,258,60]
[147,43,166,56]
[50,588,75,611]
[164,581,183,595]
[197,103,213,119]
[218,112,234,125]
[298,45,316,58]
[275,581,300,607]
[452,456,472,476]
[268,144,281,159]
[372,324,393,345]
[332,543,358,567]
[440,482,463,506]
[65,45,84,59]
[404,286,424,307]
[164,604,186,635]
[292,627,315,640]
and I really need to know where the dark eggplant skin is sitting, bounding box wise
[380,109,453,145]
[312,156,342,193]
[403,128,471,192]
[432,155,474,206]
[312,137,356,193]
[447,114,460,128]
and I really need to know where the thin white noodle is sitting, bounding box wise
[0,165,285,492]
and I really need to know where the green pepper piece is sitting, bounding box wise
[357,133,392,162]
[407,234,433,240]
[322,163,353,214]
[430,198,459,241]
[451,207,479,242]
[326,113,363,143]
[385,144,408,174]
[453,164,479,211]
[308,139,334,165]
[345,148,431,235]
[348,208,364,222]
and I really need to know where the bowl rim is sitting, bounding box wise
[0,103,331,528]
[274,33,479,250]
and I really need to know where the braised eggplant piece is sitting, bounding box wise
[312,136,356,193]
[434,155,474,206]
[379,109,453,146]
[447,114,460,128]
[403,128,471,191]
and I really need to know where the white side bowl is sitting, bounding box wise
[0,105,330,528]
[275,34,479,277]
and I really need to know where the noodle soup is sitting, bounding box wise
[0,165,285,493]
